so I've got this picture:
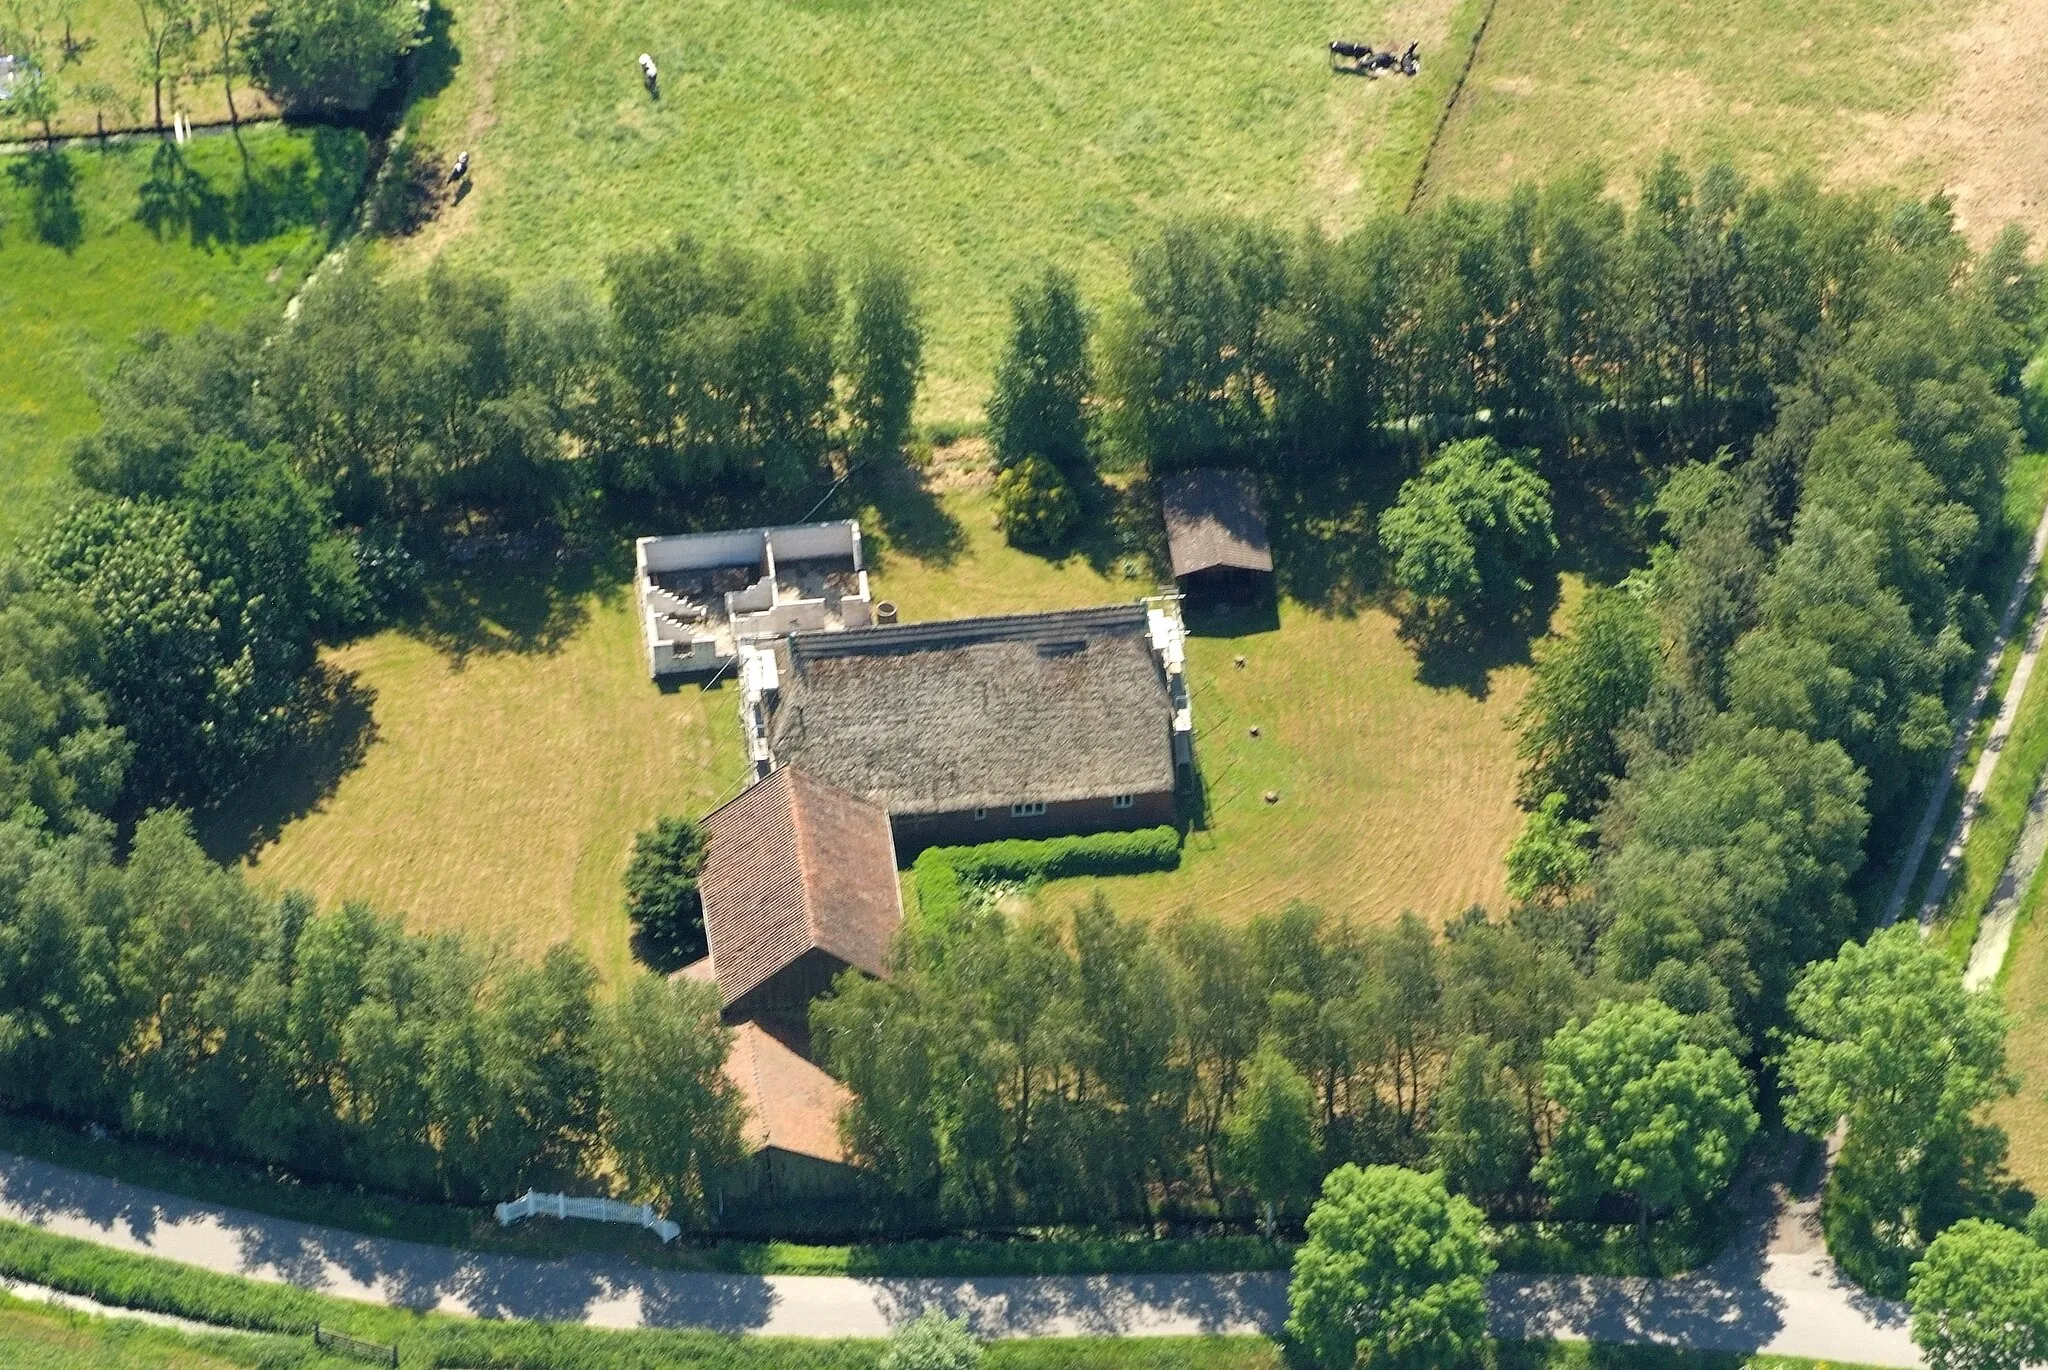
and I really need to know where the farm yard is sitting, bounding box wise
[0,126,365,545]
[232,457,1534,973]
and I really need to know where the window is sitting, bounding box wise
[1112,794,1136,810]
[972,807,987,821]
[1010,801,1046,818]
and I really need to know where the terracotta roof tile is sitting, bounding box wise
[725,1021,851,1164]
[698,768,902,1010]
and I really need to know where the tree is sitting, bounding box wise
[0,6,61,144]
[131,0,197,130]
[597,976,744,1218]
[622,816,707,964]
[1780,926,2013,1293]
[988,266,1092,479]
[1513,584,1659,818]
[1429,1037,1528,1206]
[992,454,1078,549]
[198,0,254,130]
[242,0,413,113]
[1597,719,1868,1044]
[880,1308,982,1370]
[1378,437,1557,644]
[1221,1038,1320,1237]
[842,253,923,465]
[1285,1163,1494,1370]
[1534,998,1757,1234]
[1504,792,1592,907]
[1908,1220,2048,1370]
[0,571,130,830]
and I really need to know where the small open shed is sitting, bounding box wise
[1161,468,1274,604]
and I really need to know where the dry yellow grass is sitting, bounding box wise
[232,579,748,983]
[234,458,1529,978]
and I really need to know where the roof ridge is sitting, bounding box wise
[784,768,824,947]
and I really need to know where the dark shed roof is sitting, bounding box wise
[698,768,902,1011]
[766,605,1176,815]
[1162,468,1274,579]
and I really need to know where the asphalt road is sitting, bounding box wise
[0,1146,1924,1362]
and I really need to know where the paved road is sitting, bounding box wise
[0,1147,1923,1362]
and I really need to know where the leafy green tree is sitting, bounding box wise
[1514,585,1659,818]
[1534,998,1757,1233]
[1908,1219,2048,1370]
[622,816,707,964]
[1597,719,1867,1044]
[1221,1038,1320,1236]
[0,9,61,144]
[993,454,1078,550]
[1285,1163,1494,1370]
[0,572,130,830]
[1780,926,2013,1293]
[881,1308,982,1370]
[1429,1036,1528,1206]
[598,976,744,1218]
[130,0,198,130]
[843,253,923,465]
[988,266,1092,480]
[243,0,414,113]
[1378,438,1556,644]
[1505,792,1592,907]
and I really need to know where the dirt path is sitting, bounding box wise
[1881,498,2048,927]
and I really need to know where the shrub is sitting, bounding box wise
[993,454,1079,549]
[244,0,419,114]
[880,1308,981,1370]
[623,816,708,963]
[910,848,968,932]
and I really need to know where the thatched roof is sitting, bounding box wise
[1162,468,1274,578]
[725,1021,851,1164]
[767,605,1176,815]
[697,768,902,1011]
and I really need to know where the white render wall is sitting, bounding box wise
[636,521,869,679]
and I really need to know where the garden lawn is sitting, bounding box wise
[872,461,1533,930]
[1423,0,2048,245]
[0,127,366,549]
[218,566,751,985]
[392,0,1490,415]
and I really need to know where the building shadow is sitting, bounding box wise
[194,663,380,863]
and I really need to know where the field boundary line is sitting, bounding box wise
[1405,0,1503,213]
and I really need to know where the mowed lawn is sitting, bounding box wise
[231,576,751,984]
[0,128,365,548]
[18,0,277,136]
[394,0,1484,413]
[0,1298,283,1370]
[1424,0,2048,245]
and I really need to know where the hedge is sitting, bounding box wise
[909,827,1180,929]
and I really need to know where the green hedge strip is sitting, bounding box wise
[936,826,1182,881]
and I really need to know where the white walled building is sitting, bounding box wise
[635,521,874,679]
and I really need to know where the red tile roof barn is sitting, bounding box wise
[724,1021,852,1164]
[1162,468,1274,579]
[697,768,902,1012]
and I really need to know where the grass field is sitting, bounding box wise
[13,0,277,137]
[217,556,751,984]
[0,1296,309,1370]
[0,127,366,548]
[389,0,1488,414]
[236,452,1529,973]
[1425,0,2048,245]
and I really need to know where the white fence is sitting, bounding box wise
[493,1191,682,1243]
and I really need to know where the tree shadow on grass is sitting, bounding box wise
[1403,578,1558,701]
[197,663,380,863]
[852,449,966,569]
[1265,461,1394,614]
[8,150,83,250]
[401,537,632,666]
[134,126,369,250]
